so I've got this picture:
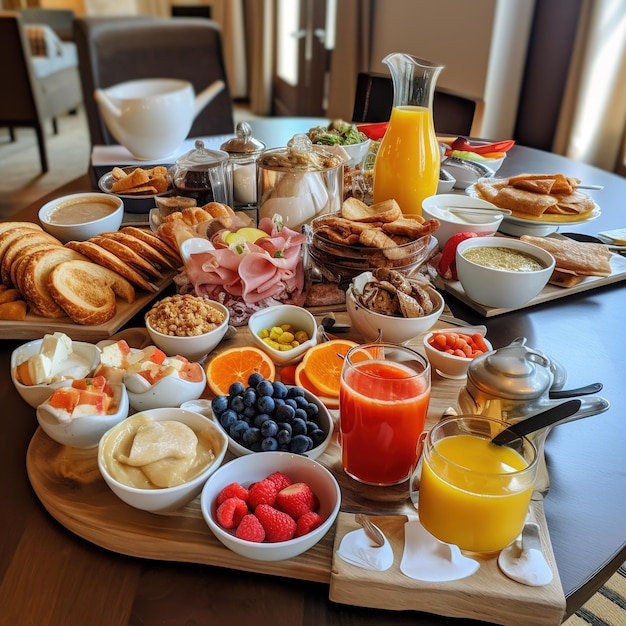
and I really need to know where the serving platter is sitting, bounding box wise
[25,316,567,626]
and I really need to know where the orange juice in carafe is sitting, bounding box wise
[373,105,440,214]
[372,53,444,216]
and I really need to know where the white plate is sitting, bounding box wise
[466,184,601,236]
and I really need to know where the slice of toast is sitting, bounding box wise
[47,259,135,325]
[90,235,162,280]
[341,197,403,223]
[119,227,182,265]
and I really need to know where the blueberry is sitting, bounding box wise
[277,429,292,446]
[275,403,295,422]
[256,394,275,414]
[291,417,307,436]
[242,427,262,447]
[293,395,309,409]
[229,381,245,397]
[220,409,237,430]
[243,388,257,407]
[284,398,298,410]
[272,381,288,399]
[289,434,313,454]
[287,386,305,399]
[229,420,249,440]
[248,372,265,388]
[261,437,279,451]
[256,379,274,397]
[277,422,292,435]
[294,407,308,422]
[229,395,245,413]
[273,398,285,408]
[305,402,319,418]
[211,395,228,415]
[310,428,326,445]
[306,420,318,434]
[253,413,271,428]
[243,406,256,419]
[261,419,279,438]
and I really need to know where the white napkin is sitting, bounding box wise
[400,519,480,582]
[337,527,394,571]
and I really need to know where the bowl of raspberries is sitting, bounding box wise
[200,451,341,561]
[210,374,334,460]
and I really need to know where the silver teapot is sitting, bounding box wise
[458,337,610,494]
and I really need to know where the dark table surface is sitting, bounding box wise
[1,137,625,625]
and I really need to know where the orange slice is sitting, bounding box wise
[204,346,276,396]
[294,361,339,410]
[300,339,363,397]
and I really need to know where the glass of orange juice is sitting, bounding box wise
[339,343,431,486]
[412,415,538,555]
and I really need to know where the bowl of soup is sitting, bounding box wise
[455,236,555,308]
[38,193,124,243]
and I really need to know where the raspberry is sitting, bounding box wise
[235,514,266,542]
[216,482,249,507]
[247,478,279,511]
[215,497,249,529]
[275,482,318,520]
[265,471,292,491]
[295,511,323,537]
[255,504,296,542]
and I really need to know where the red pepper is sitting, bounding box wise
[449,136,515,155]
[438,232,491,281]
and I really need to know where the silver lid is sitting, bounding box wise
[176,140,229,169]
[221,122,265,155]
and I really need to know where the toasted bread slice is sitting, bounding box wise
[0,221,43,236]
[65,240,157,292]
[382,217,439,239]
[90,236,162,280]
[119,226,182,265]
[1,231,62,286]
[0,226,46,269]
[18,247,87,318]
[47,259,135,325]
[341,197,403,223]
[103,231,177,269]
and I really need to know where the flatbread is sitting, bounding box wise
[493,187,558,216]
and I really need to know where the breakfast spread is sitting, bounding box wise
[475,173,596,220]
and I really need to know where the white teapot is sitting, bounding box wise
[94,78,225,160]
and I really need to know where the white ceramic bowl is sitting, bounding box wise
[340,138,371,167]
[347,272,444,344]
[437,169,456,193]
[38,193,124,244]
[36,383,129,448]
[422,194,504,249]
[211,388,334,460]
[125,365,207,411]
[248,304,318,365]
[11,339,101,408]
[442,154,505,190]
[98,407,228,513]
[423,330,493,380]
[200,451,340,561]
[455,236,555,308]
[145,298,229,361]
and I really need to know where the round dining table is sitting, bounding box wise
[1,123,625,625]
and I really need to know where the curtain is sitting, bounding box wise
[553,0,626,173]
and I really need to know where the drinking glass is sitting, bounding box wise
[411,415,538,555]
[339,342,431,486]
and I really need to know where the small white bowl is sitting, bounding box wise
[125,365,207,411]
[423,330,493,379]
[442,155,505,190]
[455,236,555,308]
[200,451,341,561]
[437,169,456,194]
[211,387,334,460]
[145,298,229,361]
[422,194,504,249]
[38,193,124,243]
[36,383,129,449]
[98,407,228,513]
[11,339,101,408]
[347,272,444,344]
[341,138,371,167]
[248,305,318,365]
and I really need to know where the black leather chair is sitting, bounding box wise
[352,71,484,137]
[74,16,235,149]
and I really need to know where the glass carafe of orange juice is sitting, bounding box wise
[373,53,444,216]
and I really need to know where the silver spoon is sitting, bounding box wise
[355,514,386,548]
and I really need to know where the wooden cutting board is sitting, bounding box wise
[25,315,566,624]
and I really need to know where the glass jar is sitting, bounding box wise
[171,140,232,207]
[221,122,265,210]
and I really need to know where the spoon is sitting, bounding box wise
[491,399,582,446]
[355,514,386,548]
[448,206,512,217]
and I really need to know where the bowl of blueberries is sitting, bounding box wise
[194,373,334,460]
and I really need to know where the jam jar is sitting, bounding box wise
[171,140,232,207]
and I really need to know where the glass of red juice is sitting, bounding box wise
[339,342,431,486]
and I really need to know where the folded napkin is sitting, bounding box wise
[336,527,394,571]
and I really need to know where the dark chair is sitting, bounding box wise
[0,11,82,173]
[352,71,484,137]
[18,7,75,41]
[74,16,235,149]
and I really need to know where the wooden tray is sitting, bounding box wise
[25,317,567,625]
[0,270,175,342]
[436,243,626,317]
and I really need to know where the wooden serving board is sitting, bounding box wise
[25,315,567,625]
